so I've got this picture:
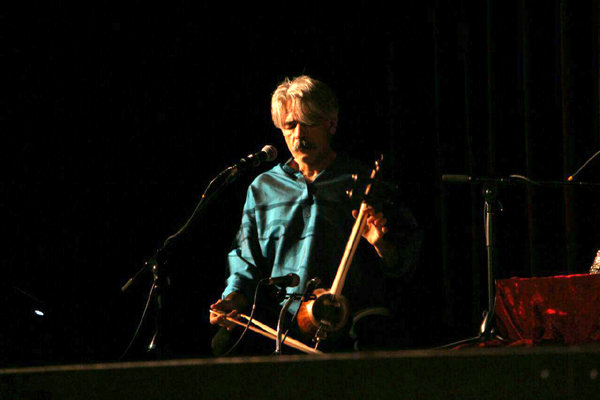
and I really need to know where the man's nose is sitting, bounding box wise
[292,123,306,138]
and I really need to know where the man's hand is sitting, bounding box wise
[353,205,398,267]
[209,292,249,331]
[352,205,388,247]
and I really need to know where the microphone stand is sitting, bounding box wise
[480,183,498,338]
[275,296,297,355]
[443,181,501,348]
[120,166,240,358]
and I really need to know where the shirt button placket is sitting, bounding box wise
[302,180,311,220]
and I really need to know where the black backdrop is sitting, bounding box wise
[4,1,600,367]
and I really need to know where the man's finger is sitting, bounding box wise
[375,217,387,228]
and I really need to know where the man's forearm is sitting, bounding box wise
[225,291,250,311]
[373,238,399,270]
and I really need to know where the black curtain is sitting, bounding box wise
[430,0,600,338]
[5,1,600,366]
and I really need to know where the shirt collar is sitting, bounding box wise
[279,153,347,181]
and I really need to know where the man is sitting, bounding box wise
[210,75,420,352]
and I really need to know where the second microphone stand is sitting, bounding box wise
[274,279,319,355]
[275,295,298,355]
[439,181,502,348]
[479,183,499,339]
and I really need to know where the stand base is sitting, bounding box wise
[436,332,504,349]
[436,311,503,349]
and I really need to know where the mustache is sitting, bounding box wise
[292,138,316,151]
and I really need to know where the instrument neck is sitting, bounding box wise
[328,160,378,297]
[329,201,369,296]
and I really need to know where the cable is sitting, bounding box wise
[119,281,157,360]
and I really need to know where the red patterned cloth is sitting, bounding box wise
[494,274,600,345]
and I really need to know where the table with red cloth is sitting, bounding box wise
[494,274,600,346]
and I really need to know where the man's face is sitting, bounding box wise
[281,110,336,166]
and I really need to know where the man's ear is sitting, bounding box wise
[330,118,338,135]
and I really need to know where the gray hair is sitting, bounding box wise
[271,75,339,129]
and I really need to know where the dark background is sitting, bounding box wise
[4,1,600,367]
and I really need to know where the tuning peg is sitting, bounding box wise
[351,174,358,182]
[346,189,353,199]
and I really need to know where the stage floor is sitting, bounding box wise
[2,345,600,399]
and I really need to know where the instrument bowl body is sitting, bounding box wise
[297,288,350,336]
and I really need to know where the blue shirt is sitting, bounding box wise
[221,154,420,311]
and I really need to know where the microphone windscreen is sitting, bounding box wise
[261,145,278,162]
[289,273,300,287]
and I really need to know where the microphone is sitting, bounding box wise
[441,174,514,185]
[261,273,300,288]
[302,277,321,301]
[230,145,278,173]
[305,277,321,289]
[442,174,473,183]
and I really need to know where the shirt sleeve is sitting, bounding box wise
[221,187,266,301]
[394,203,423,278]
[378,201,424,279]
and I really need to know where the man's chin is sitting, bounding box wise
[291,147,314,157]
[292,144,316,152]
[292,151,315,164]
